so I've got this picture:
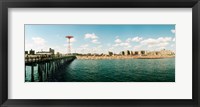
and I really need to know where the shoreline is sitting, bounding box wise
[76,55,175,60]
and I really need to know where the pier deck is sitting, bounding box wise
[25,55,76,65]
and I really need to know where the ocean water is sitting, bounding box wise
[25,58,175,82]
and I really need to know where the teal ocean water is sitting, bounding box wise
[25,58,175,82]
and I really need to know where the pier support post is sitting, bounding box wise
[31,65,34,82]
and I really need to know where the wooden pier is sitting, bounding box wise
[25,56,76,82]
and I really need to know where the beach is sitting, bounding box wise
[76,55,175,60]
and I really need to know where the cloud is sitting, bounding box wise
[26,37,49,52]
[109,47,114,50]
[126,37,143,42]
[171,29,176,34]
[133,45,141,50]
[32,37,46,45]
[84,33,101,44]
[171,44,175,47]
[84,33,98,39]
[80,44,89,48]
[114,38,132,48]
[91,39,100,44]
[70,38,76,42]
[113,42,131,48]
[126,38,132,42]
[120,42,130,46]
[132,37,143,42]
[140,37,172,48]
[173,37,176,42]
[97,45,102,48]
[115,39,122,43]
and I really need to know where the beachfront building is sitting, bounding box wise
[146,51,159,56]
[124,50,131,56]
[134,51,141,55]
[146,49,175,56]
[120,51,125,55]
[160,49,175,55]
[108,51,113,56]
[29,49,35,55]
[130,51,134,55]
[141,50,147,55]
[25,51,28,55]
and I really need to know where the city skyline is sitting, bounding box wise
[25,24,175,54]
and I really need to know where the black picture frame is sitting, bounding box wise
[0,0,199,107]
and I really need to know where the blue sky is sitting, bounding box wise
[25,24,175,54]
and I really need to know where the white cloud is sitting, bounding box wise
[26,37,49,52]
[140,37,172,48]
[126,37,143,43]
[113,44,119,47]
[171,44,175,47]
[132,37,143,42]
[109,47,114,50]
[126,45,132,48]
[32,37,46,45]
[173,37,176,42]
[92,39,97,42]
[84,33,101,44]
[157,42,169,47]
[97,45,102,48]
[171,29,176,34]
[80,44,89,48]
[113,42,131,48]
[84,33,98,39]
[115,39,122,43]
[157,37,172,42]
[126,38,132,42]
[91,39,100,44]
[119,42,130,46]
[70,38,76,42]
[133,45,141,50]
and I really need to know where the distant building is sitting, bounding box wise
[36,48,55,55]
[160,49,175,55]
[120,51,125,55]
[87,53,92,56]
[29,49,35,55]
[124,50,130,55]
[130,51,134,55]
[134,51,141,55]
[49,48,55,55]
[146,49,175,56]
[108,51,113,56]
[25,51,28,54]
[141,50,147,55]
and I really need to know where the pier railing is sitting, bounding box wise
[25,55,76,65]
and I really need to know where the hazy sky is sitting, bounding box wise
[25,24,175,54]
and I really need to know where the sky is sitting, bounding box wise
[25,24,175,54]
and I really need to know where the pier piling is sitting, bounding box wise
[25,56,76,82]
